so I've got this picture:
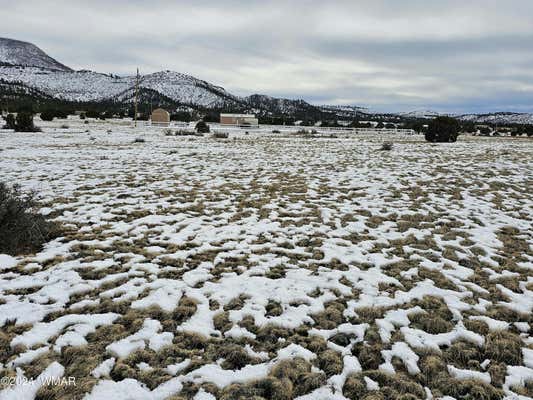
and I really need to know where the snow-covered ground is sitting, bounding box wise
[0,119,532,400]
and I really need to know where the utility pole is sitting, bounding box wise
[134,68,140,128]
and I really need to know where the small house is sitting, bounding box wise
[220,113,258,126]
[151,108,170,126]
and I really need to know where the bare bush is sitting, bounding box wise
[0,183,62,255]
[195,121,210,133]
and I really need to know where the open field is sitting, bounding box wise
[0,119,532,400]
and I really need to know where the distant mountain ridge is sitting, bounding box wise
[0,37,532,124]
[0,37,327,117]
[398,109,533,125]
[0,38,71,71]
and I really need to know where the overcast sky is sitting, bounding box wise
[2,0,533,113]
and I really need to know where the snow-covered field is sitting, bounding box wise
[0,119,532,400]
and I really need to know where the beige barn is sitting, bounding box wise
[220,113,258,126]
[151,108,170,126]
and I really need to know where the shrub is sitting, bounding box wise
[213,132,229,139]
[3,113,16,130]
[85,110,100,119]
[15,112,41,132]
[479,126,492,136]
[79,113,86,120]
[133,137,145,143]
[0,182,61,255]
[175,130,195,136]
[379,141,393,151]
[60,124,69,129]
[272,129,281,133]
[164,129,173,136]
[55,110,68,119]
[295,128,318,135]
[425,116,460,142]
[196,120,210,133]
[40,109,56,121]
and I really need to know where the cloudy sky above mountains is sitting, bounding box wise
[3,0,533,113]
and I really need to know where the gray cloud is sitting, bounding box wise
[1,0,533,113]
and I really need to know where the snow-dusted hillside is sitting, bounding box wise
[0,38,246,108]
[0,65,246,107]
[0,66,129,102]
[399,109,533,125]
[458,112,533,125]
[140,71,244,108]
[319,104,369,119]
[0,37,71,71]
[245,94,321,116]
[398,110,447,119]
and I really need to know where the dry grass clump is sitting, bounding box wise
[217,344,252,370]
[354,306,385,323]
[417,269,458,291]
[444,340,482,368]
[265,300,283,317]
[224,294,250,311]
[330,331,356,347]
[110,361,135,380]
[311,300,346,329]
[412,296,454,321]
[218,358,324,400]
[270,358,325,397]
[438,378,503,400]
[137,368,173,390]
[172,296,198,324]
[484,330,523,365]
[343,373,367,399]
[419,354,447,385]
[366,371,426,399]
[220,379,282,400]
[315,349,343,376]
[409,313,454,334]
[463,318,490,335]
[344,370,426,400]
[213,311,233,333]
[173,332,208,351]
[264,265,287,279]
[20,351,57,379]
[486,306,529,324]
[509,380,533,397]
[256,324,291,345]
[488,362,507,387]
[352,343,383,370]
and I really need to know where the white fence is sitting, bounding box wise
[127,119,416,135]
[209,123,415,135]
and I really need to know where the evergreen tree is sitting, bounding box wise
[425,116,460,142]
